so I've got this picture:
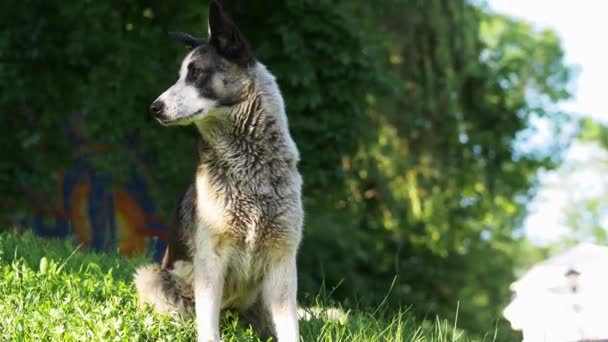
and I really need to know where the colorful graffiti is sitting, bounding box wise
[17,115,168,260]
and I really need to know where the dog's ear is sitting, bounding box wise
[169,32,205,49]
[208,0,255,67]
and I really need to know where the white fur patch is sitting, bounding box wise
[133,265,177,314]
[155,52,218,124]
[297,306,349,324]
[195,172,227,235]
[170,260,194,284]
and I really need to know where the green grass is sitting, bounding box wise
[0,230,489,341]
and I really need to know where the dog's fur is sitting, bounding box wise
[134,2,303,341]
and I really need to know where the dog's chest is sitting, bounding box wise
[195,168,289,247]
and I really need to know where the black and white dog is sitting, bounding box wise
[134,1,303,341]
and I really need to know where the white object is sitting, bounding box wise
[504,243,608,342]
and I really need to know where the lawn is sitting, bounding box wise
[0,230,489,341]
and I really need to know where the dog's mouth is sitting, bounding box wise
[156,109,205,126]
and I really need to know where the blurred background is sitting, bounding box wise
[1,0,606,340]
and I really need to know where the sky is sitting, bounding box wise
[488,0,608,245]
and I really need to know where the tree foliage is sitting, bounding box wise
[0,0,573,338]
[547,119,608,248]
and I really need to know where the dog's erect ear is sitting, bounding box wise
[208,0,255,66]
[169,32,205,49]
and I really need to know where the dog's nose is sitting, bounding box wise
[150,101,165,116]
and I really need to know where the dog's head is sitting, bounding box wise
[150,0,255,126]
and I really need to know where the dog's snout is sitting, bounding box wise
[150,101,165,117]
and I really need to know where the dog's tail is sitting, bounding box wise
[133,263,194,316]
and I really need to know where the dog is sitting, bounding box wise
[133,1,303,341]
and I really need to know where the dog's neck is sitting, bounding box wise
[194,63,298,174]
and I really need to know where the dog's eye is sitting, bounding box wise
[190,67,201,78]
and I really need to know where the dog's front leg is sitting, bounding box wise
[263,254,299,342]
[194,246,225,342]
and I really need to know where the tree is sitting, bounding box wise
[294,2,574,336]
[543,119,608,248]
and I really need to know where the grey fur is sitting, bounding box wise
[134,263,194,316]
[135,4,302,340]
